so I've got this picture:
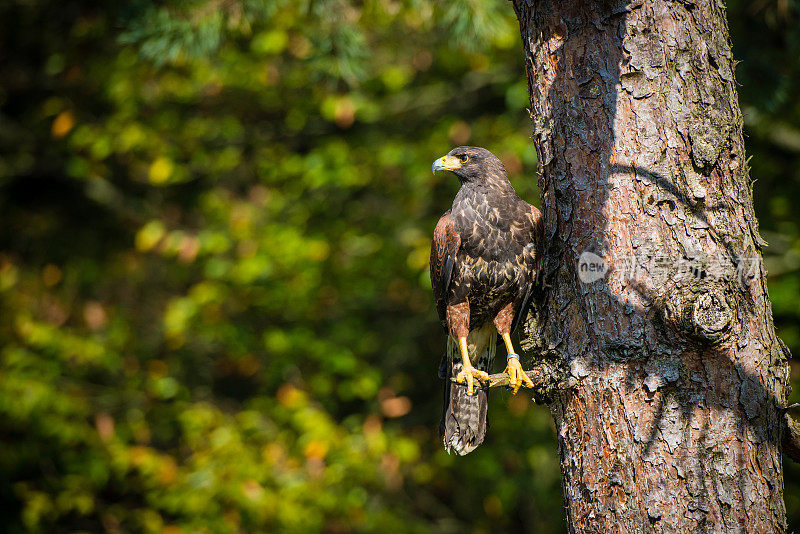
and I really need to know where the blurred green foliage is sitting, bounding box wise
[0,0,797,532]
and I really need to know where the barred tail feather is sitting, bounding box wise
[440,326,496,455]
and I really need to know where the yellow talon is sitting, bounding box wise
[503,354,533,394]
[455,365,489,396]
[501,332,533,394]
[455,336,488,396]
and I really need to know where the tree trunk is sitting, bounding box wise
[512,1,791,532]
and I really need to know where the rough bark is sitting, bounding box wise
[511,1,791,532]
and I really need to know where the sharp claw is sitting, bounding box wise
[455,366,488,396]
[523,375,535,389]
[504,356,530,395]
[519,370,532,394]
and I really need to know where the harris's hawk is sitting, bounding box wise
[430,146,541,455]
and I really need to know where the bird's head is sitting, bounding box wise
[431,146,506,184]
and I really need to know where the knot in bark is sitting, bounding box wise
[691,292,731,341]
[664,285,732,344]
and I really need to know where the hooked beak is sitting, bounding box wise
[432,155,462,174]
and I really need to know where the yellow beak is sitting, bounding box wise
[432,155,462,174]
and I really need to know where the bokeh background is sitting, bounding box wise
[0,1,798,532]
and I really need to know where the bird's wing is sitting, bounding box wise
[510,204,543,334]
[430,210,460,325]
[510,282,532,335]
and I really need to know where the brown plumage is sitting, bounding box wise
[430,146,541,455]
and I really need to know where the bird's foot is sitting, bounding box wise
[454,365,489,396]
[503,354,534,395]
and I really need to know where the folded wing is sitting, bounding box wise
[429,210,460,326]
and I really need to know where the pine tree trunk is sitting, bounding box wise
[512,1,791,531]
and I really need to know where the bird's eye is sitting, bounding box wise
[459,155,469,163]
